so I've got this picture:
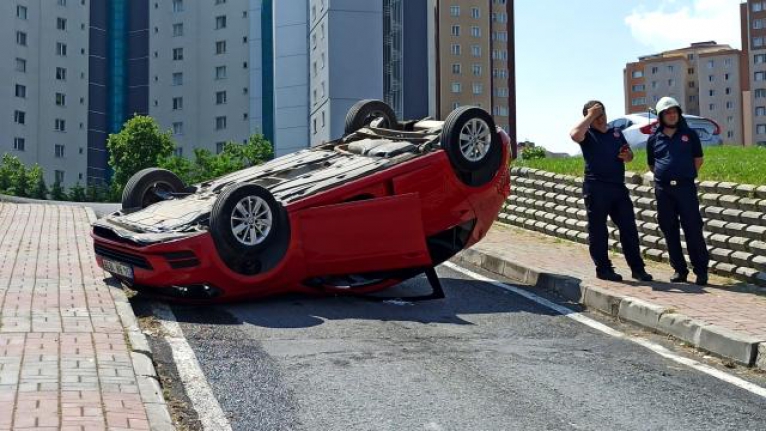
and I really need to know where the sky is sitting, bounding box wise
[514,0,744,155]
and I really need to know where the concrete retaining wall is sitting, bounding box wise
[502,168,766,286]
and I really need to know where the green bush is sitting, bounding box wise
[521,146,546,160]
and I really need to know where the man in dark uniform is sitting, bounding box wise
[570,101,652,282]
[647,97,709,286]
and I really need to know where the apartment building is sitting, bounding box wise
[433,0,516,144]
[741,0,766,146]
[149,0,252,159]
[624,42,743,145]
[1,0,91,188]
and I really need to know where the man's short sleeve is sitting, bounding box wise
[691,131,703,158]
[577,129,595,146]
[647,135,656,167]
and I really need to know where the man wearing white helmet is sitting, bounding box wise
[647,96,709,286]
[570,100,652,282]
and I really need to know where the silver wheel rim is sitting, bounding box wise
[230,196,273,246]
[459,118,492,162]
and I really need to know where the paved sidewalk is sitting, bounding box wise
[458,223,766,369]
[0,203,172,431]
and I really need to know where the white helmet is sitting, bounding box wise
[655,97,682,117]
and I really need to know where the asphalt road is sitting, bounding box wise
[140,264,766,431]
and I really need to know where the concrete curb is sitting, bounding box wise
[84,207,175,431]
[454,248,766,369]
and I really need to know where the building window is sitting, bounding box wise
[471,26,481,37]
[757,107,766,116]
[755,37,765,48]
[724,58,732,67]
[215,116,227,130]
[726,101,734,109]
[57,17,67,31]
[631,98,646,106]
[724,73,730,81]
[472,45,481,57]
[667,65,674,72]
[689,95,697,102]
[471,7,480,19]
[16,31,27,46]
[215,66,227,80]
[631,84,645,92]
[452,63,461,74]
[758,124,766,134]
[755,2,764,12]
[172,97,183,110]
[216,142,226,154]
[55,144,65,158]
[216,91,227,105]
[709,103,716,110]
[452,102,460,110]
[757,89,766,99]
[55,171,64,184]
[688,68,695,75]
[13,137,25,152]
[173,47,184,60]
[173,122,183,135]
[16,58,26,72]
[472,64,482,76]
[17,5,28,20]
[756,72,766,81]
[55,118,66,131]
[451,25,460,36]
[56,42,67,56]
[650,67,658,74]
[56,93,66,106]
[173,0,184,12]
[216,40,226,54]
[632,70,644,79]
[56,67,67,81]
[173,23,183,36]
[172,72,183,85]
[450,6,460,17]
[15,85,26,99]
[313,118,317,134]
[451,44,461,55]
[451,82,461,93]
[495,88,509,98]
[14,111,26,125]
[725,87,731,95]
[473,83,483,95]
[215,15,227,29]
[756,54,766,64]
[215,0,226,4]
[707,60,715,69]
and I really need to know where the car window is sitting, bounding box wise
[611,119,626,130]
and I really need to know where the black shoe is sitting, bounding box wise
[670,272,688,283]
[596,270,623,282]
[695,274,708,286]
[632,271,653,282]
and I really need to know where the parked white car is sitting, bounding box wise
[608,113,723,150]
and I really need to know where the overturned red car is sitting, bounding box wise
[92,101,514,302]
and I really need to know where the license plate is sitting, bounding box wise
[102,258,134,280]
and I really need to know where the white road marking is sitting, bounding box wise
[152,303,234,431]
[443,261,766,399]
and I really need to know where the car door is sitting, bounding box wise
[296,193,432,276]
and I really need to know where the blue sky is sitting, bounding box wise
[515,0,743,154]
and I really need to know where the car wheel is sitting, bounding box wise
[122,168,185,211]
[441,107,502,174]
[344,99,398,135]
[210,183,283,274]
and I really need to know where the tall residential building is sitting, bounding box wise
[149,0,252,159]
[624,42,743,145]
[740,0,766,146]
[433,0,516,145]
[2,0,91,188]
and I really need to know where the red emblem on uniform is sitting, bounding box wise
[681,135,689,142]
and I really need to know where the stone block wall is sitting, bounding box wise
[501,168,766,286]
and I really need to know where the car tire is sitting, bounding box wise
[210,183,284,274]
[441,106,502,174]
[344,99,398,135]
[121,168,185,211]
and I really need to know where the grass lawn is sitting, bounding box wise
[514,146,766,186]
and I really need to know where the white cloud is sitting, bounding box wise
[625,0,742,52]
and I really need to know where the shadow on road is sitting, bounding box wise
[126,274,570,329]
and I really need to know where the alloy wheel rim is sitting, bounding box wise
[459,118,492,162]
[230,196,273,246]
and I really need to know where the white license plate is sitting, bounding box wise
[102,258,134,280]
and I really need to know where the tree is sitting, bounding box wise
[28,164,48,200]
[69,182,86,202]
[50,180,66,201]
[158,154,196,185]
[0,154,16,193]
[107,115,175,191]
[223,133,274,167]
[1,155,29,197]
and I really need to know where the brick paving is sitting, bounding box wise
[0,203,151,431]
[475,223,766,340]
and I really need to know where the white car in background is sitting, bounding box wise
[608,113,723,150]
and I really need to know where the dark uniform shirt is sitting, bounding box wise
[579,127,628,184]
[647,125,703,182]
